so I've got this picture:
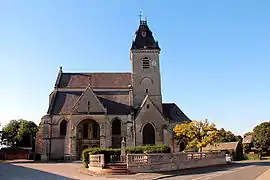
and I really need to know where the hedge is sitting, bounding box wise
[125,144,171,154]
[82,144,171,168]
[243,153,261,160]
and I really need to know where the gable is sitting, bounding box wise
[72,85,105,114]
[135,95,167,129]
[48,90,132,115]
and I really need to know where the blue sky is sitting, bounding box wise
[0,0,270,136]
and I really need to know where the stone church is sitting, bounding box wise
[36,18,190,160]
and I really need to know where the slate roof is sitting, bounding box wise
[49,91,82,114]
[202,142,239,151]
[47,89,190,120]
[162,103,191,123]
[56,72,132,89]
[242,135,252,144]
[48,90,131,115]
[98,97,130,114]
[131,20,160,50]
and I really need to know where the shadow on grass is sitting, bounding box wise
[154,161,270,179]
[0,162,77,180]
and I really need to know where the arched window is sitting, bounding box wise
[92,123,99,139]
[60,120,67,136]
[112,119,121,135]
[78,119,100,140]
[143,123,155,145]
[142,57,150,69]
[83,123,89,139]
[111,118,122,148]
[179,142,185,152]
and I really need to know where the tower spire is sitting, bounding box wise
[139,10,147,25]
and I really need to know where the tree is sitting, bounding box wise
[1,119,38,147]
[244,132,253,137]
[173,119,219,152]
[215,128,240,143]
[253,122,270,153]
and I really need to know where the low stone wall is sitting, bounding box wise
[89,154,105,168]
[127,152,226,173]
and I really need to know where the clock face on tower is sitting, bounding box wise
[142,31,146,37]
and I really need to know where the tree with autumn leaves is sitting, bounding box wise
[173,119,219,152]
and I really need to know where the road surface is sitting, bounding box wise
[150,161,270,180]
[0,160,270,180]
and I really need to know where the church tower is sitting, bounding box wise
[131,18,163,112]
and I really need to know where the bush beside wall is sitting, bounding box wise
[243,153,261,160]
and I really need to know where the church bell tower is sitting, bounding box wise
[130,18,163,112]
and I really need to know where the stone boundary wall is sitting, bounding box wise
[126,152,226,173]
[89,154,105,168]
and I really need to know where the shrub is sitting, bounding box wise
[82,144,171,168]
[243,153,261,160]
[126,144,171,154]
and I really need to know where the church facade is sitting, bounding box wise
[36,19,190,160]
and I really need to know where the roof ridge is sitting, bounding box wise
[63,72,132,74]
[47,91,58,114]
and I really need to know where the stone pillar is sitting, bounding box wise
[156,130,164,145]
[70,137,77,159]
[64,126,77,160]
[163,129,172,146]
[100,123,106,148]
[41,140,49,161]
[121,137,126,162]
[126,114,134,147]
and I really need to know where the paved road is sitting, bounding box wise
[149,161,270,180]
[0,160,270,180]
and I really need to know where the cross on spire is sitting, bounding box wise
[139,10,143,21]
[138,10,147,25]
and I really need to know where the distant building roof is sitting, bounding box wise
[242,135,252,144]
[202,142,239,151]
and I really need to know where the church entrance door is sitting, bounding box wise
[76,119,100,158]
[143,123,155,145]
[111,118,121,148]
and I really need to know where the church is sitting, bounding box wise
[35,18,191,160]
